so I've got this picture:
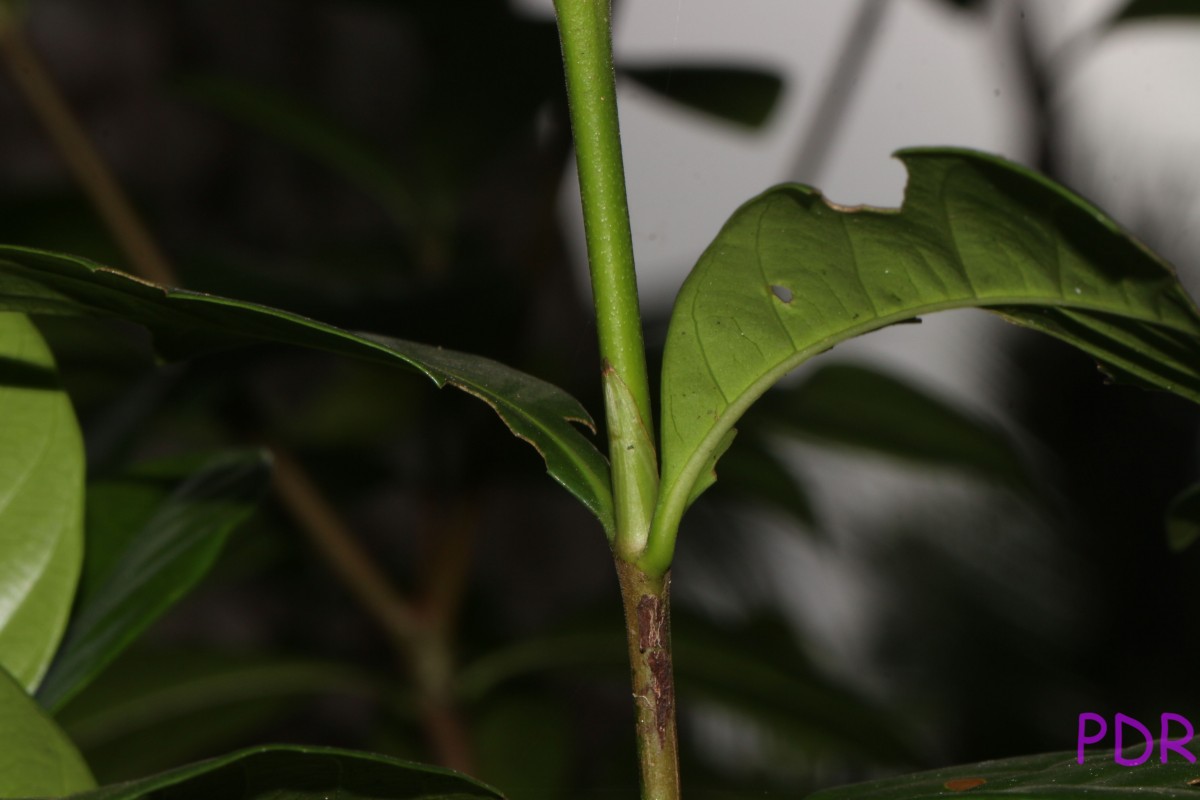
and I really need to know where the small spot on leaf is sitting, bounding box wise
[770,285,793,303]
[944,778,986,792]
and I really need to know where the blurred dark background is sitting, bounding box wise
[3,1,1200,798]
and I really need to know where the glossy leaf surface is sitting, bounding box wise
[37,451,271,712]
[655,148,1200,570]
[0,246,614,534]
[807,744,1200,799]
[749,363,1032,491]
[0,664,94,795]
[621,64,784,129]
[0,313,85,692]
[34,745,501,800]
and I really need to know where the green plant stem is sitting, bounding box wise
[554,5,680,797]
[616,561,680,800]
[554,0,658,560]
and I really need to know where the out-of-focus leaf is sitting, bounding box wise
[46,745,503,799]
[0,313,84,692]
[671,613,914,765]
[0,664,94,795]
[1166,481,1200,551]
[749,363,1032,491]
[934,0,987,11]
[473,695,572,800]
[178,76,422,234]
[1112,0,1200,23]
[0,245,614,535]
[458,610,912,765]
[55,648,384,784]
[621,64,784,129]
[704,434,818,529]
[807,742,1200,799]
[36,450,271,711]
[654,148,1200,572]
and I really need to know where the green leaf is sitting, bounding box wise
[671,613,914,765]
[36,450,271,712]
[652,148,1200,573]
[621,64,784,129]
[55,648,385,784]
[458,610,912,765]
[0,313,85,692]
[0,664,95,795]
[806,743,1200,799]
[749,363,1033,492]
[177,76,423,233]
[0,245,615,535]
[1166,481,1200,552]
[1112,0,1200,23]
[39,744,502,800]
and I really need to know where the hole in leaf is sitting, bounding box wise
[770,285,793,303]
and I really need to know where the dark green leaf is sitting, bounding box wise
[1112,0,1200,23]
[671,613,915,765]
[621,64,784,129]
[0,664,94,795]
[55,648,385,784]
[178,76,422,234]
[749,363,1033,492]
[0,313,85,692]
[1166,481,1200,551]
[0,246,614,535]
[807,742,1200,799]
[655,149,1200,565]
[458,611,912,765]
[36,451,271,711]
[37,745,502,800]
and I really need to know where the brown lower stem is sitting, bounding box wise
[616,559,680,800]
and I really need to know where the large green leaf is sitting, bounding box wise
[0,246,614,535]
[806,743,1200,799]
[0,664,94,796]
[36,451,271,712]
[747,363,1033,492]
[0,313,85,692]
[653,148,1200,570]
[29,745,502,800]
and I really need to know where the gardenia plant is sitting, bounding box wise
[1,1,1199,799]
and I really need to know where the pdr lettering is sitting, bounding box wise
[1077,713,1196,765]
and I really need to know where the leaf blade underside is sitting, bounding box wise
[653,148,1200,571]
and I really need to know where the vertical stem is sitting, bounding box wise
[554,0,658,559]
[617,560,680,800]
[554,5,679,797]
